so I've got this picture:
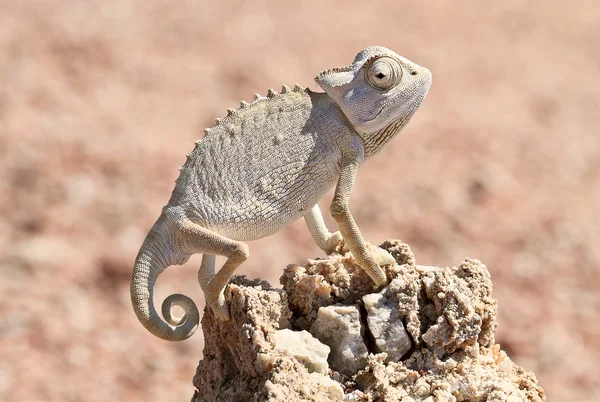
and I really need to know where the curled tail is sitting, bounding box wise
[130,214,199,341]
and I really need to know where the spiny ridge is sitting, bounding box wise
[200,84,310,138]
[315,64,354,79]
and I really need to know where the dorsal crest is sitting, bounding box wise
[197,84,310,143]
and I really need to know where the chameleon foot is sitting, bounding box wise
[366,242,396,266]
[353,243,396,286]
[323,231,344,254]
[209,293,231,321]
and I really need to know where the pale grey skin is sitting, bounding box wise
[131,46,432,341]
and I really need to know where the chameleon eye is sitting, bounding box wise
[365,56,402,90]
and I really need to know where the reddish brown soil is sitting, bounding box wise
[0,1,598,401]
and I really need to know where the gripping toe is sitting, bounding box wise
[209,293,231,321]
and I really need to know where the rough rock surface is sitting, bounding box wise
[192,241,546,401]
[191,276,341,402]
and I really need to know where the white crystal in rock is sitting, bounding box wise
[363,287,412,361]
[273,329,330,374]
[310,305,368,376]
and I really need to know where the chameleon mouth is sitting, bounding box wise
[365,105,385,123]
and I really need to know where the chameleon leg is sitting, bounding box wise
[304,204,343,254]
[179,219,249,321]
[330,153,388,286]
[198,253,216,290]
[331,204,388,285]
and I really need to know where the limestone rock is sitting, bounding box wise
[192,240,545,402]
[363,287,412,361]
[418,258,498,356]
[273,329,330,375]
[192,277,336,402]
[309,304,369,376]
[308,372,344,400]
[281,239,416,331]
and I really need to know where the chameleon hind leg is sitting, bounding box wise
[179,219,249,321]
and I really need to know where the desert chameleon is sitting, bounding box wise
[131,46,432,341]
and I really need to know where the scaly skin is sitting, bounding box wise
[131,46,432,341]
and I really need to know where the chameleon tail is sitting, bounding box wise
[130,215,199,341]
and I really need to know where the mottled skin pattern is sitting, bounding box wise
[172,90,348,240]
[131,46,432,341]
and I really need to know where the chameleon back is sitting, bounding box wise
[169,88,358,241]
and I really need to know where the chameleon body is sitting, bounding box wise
[131,46,432,341]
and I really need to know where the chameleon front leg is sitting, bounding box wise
[304,204,343,254]
[329,153,388,286]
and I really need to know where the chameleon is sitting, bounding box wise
[131,46,432,341]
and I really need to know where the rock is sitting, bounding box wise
[363,287,412,361]
[192,277,335,402]
[273,329,330,375]
[308,372,344,400]
[419,258,498,356]
[309,305,369,376]
[192,240,546,402]
[281,239,417,331]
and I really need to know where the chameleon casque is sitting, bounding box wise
[131,46,432,341]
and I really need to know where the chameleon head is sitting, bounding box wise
[315,46,431,155]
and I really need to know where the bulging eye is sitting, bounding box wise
[365,56,402,90]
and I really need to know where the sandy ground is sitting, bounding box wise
[0,1,598,401]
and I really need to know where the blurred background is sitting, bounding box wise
[0,0,598,401]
